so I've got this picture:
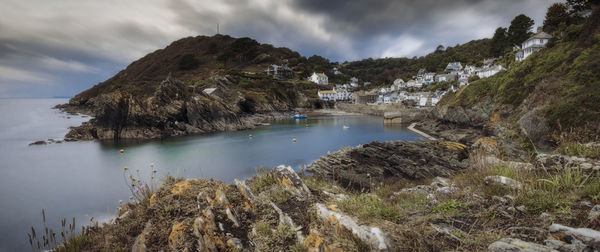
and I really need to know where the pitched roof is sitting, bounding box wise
[318,90,336,94]
[529,31,552,40]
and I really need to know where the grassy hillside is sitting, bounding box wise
[441,7,600,144]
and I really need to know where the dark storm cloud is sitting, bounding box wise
[0,0,555,97]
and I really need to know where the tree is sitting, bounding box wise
[490,27,509,57]
[508,14,535,46]
[435,45,445,52]
[544,3,570,33]
[566,0,595,12]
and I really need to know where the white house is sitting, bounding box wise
[445,62,463,73]
[309,72,329,85]
[333,67,342,75]
[515,27,552,62]
[406,80,422,88]
[318,88,351,101]
[477,65,505,78]
[463,65,477,75]
[424,73,436,84]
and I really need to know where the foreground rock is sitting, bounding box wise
[308,140,469,190]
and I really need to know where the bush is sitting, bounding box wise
[178,54,199,70]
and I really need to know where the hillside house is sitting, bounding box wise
[436,73,458,82]
[333,67,342,75]
[515,27,552,62]
[309,72,329,85]
[266,65,294,79]
[477,65,505,78]
[391,79,405,90]
[424,73,436,84]
[464,65,477,75]
[445,62,463,73]
[317,90,336,101]
[354,91,377,104]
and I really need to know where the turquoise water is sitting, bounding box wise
[0,99,421,251]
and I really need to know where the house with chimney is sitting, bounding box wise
[309,72,329,85]
[515,27,552,62]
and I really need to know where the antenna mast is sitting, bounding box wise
[217,23,220,34]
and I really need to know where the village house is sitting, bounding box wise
[435,73,458,82]
[515,27,552,62]
[445,62,463,73]
[317,88,352,101]
[424,72,436,84]
[265,65,294,79]
[477,65,505,78]
[406,80,423,88]
[309,72,329,85]
[463,65,477,75]
[333,67,342,75]
[317,90,336,101]
[391,78,405,91]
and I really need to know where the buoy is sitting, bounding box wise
[249,134,253,138]
[292,137,296,142]
[119,149,124,154]
[305,124,308,128]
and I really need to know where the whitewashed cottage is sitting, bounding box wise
[515,27,552,62]
[309,72,329,85]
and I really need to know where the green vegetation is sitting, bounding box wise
[250,169,275,194]
[338,194,400,222]
[444,8,600,137]
[432,199,466,215]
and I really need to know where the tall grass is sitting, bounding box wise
[27,209,92,252]
[123,164,158,202]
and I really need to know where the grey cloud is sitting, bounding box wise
[0,0,555,97]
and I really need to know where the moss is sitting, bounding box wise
[432,199,466,215]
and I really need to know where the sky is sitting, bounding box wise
[0,0,558,98]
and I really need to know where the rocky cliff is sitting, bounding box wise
[60,35,332,140]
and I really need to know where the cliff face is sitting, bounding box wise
[61,35,332,140]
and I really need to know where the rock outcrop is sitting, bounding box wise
[308,140,469,191]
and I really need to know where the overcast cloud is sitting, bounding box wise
[0,0,556,97]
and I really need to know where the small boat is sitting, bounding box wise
[343,125,350,130]
[293,114,308,119]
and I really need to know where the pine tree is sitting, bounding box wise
[490,27,509,57]
[544,3,570,33]
[508,14,535,46]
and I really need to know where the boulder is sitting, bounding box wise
[534,154,600,171]
[272,165,311,198]
[549,223,600,249]
[315,203,394,251]
[518,109,552,151]
[484,175,523,190]
[488,238,557,252]
[589,205,600,221]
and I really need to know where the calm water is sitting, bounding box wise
[0,98,421,251]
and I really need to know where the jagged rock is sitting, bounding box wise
[322,190,349,201]
[269,202,304,241]
[309,141,468,191]
[394,177,458,198]
[272,165,311,198]
[303,229,325,252]
[481,156,534,170]
[132,221,152,252]
[485,175,522,190]
[534,154,600,171]
[488,238,557,251]
[226,238,243,250]
[315,203,394,251]
[518,109,552,151]
[545,239,587,252]
[508,227,548,242]
[589,205,600,221]
[29,140,47,146]
[549,224,600,249]
[472,137,499,155]
[168,222,188,251]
